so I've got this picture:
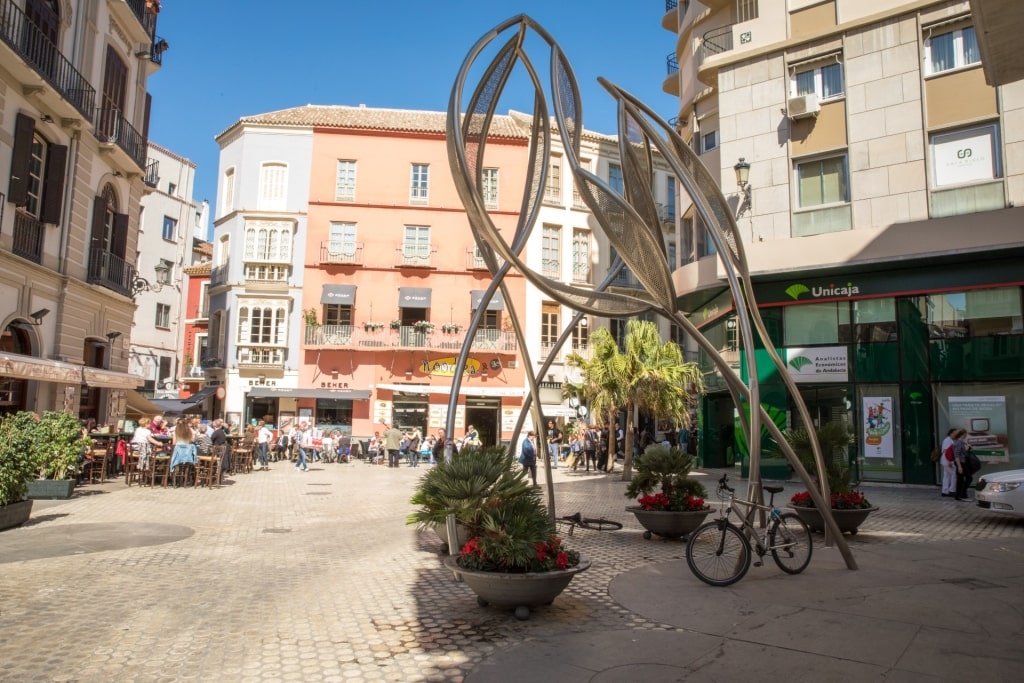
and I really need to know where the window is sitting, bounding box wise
[926,287,1022,338]
[541,224,561,277]
[572,317,589,351]
[792,61,844,100]
[482,167,499,207]
[155,303,171,328]
[931,124,1001,188]
[335,160,356,201]
[243,221,292,262]
[410,164,429,203]
[608,163,623,195]
[8,113,66,226]
[327,222,357,257]
[402,225,431,264]
[572,158,590,207]
[571,229,590,282]
[700,130,719,153]
[167,182,176,196]
[845,298,897,344]
[258,162,287,211]
[544,156,561,203]
[222,167,235,214]
[161,216,176,241]
[926,25,980,75]
[796,155,848,208]
[665,176,676,222]
[784,302,850,346]
[238,302,288,345]
[323,304,352,326]
[541,302,559,351]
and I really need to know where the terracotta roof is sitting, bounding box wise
[235,105,530,139]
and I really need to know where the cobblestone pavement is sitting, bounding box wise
[0,460,1021,682]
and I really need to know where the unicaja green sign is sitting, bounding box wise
[785,281,860,300]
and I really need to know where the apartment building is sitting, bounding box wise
[0,0,166,426]
[662,0,1024,482]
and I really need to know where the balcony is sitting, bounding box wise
[143,158,159,188]
[696,24,734,67]
[237,345,285,368]
[303,325,518,353]
[320,241,363,266]
[87,245,136,297]
[395,247,437,268]
[244,262,289,283]
[666,51,679,75]
[12,211,43,264]
[110,0,158,42]
[200,357,223,369]
[611,268,645,289]
[210,264,228,287]
[571,263,591,284]
[0,0,96,122]
[93,107,147,170]
[466,249,487,270]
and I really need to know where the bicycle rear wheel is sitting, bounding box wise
[769,513,813,575]
[685,520,751,587]
[580,518,622,531]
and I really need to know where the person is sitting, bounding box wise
[368,431,383,465]
[151,415,168,436]
[210,418,230,474]
[568,431,583,471]
[583,424,598,472]
[615,422,625,460]
[520,430,537,485]
[939,427,957,497]
[170,419,197,476]
[420,435,435,466]
[383,423,403,468]
[256,420,273,471]
[406,427,422,467]
[131,417,164,470]
[598,425,610,472]
[464,424,481,450]
[953,428,973,501]
[193,423,213,456]
[432,429,447,465]
[546,420,562,470]
[321,431,336,463]
[293,421,310,472]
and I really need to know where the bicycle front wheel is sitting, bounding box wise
[769,513,813,575]
[580,518,622,531]
[686,521,752,587]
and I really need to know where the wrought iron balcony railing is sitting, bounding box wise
[302,325,518,353]
[395,247,437,268]
[467,248,487,270]
[143,158,159,187]
[320,241,363,266]
[697,24,734,67]
[93,106,147,170]
[210,264,228,287]
[200,357,223,369]
[125,0,158,36]
[87,245,136,297]
[0,0,97,121]
[12,211,43,263]
[666,51,679,75]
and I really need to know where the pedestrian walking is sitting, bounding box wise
[383,423,403,468]
[293,421,310,472]
[256,420,273,471]
[546,420,562,470]
[953,428,973,501]
[519,430,537,485]
[939,427,957,497]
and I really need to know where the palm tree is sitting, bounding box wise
[567,320,703,481]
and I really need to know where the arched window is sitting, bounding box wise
[0,323,33,416]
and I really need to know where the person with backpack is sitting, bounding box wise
[939,427,957,497]
[953,428,978,502]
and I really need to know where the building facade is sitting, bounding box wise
[663,0,1024,482]
[1,0,166,426]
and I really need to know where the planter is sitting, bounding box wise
[789,506,879,535]
[627,506,710,540]
[26,479,76,500]
[0,500,33,531]
[432,521,471,555]
[443,555,591,620]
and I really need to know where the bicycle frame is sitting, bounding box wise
[715,484,785,557]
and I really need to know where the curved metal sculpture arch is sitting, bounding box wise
[445,15,855,569]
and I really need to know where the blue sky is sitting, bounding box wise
[147,1,678,224]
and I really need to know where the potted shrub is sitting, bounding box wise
[390,320,402,330]
[413,320,435,334]
[408,446,589,620]
[28,411,90,499]
[783,422,878,535]
[363,321,384,332]
[0,412,42,529]
[624,444,711,540]
[441,323,463,334]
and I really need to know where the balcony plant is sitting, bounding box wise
[363,321,385,332]
[413,320,435,333]
[390,320,402,330]
[441,323,463,334]
[408,446,588,619]
[303,308,319,327]
[783,422,878,535]
[624,444,710,540]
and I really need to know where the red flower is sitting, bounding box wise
[555,552,570,570]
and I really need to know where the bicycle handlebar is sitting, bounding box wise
[718,473,734,493]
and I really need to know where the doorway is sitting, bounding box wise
[464,397,500,447]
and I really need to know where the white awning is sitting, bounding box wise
[0,353,81,384]
[83,368,143,389]
[375,383,526,398]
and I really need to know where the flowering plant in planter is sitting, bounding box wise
[390,320,402,330]
[782,423,873,509]
[413,320,435,333]
[790,490,873,510]
[458,534,580,573]
[363,321,385,332]
[637,492,709,512]
[624,444,708,511]
[441,323,463,334]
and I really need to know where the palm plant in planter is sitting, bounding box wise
[408,446,589,619]
[0,412,43,529]
[783,422,878,535]
[625,444,711,540]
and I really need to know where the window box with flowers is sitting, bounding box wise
[363,322,385,332]
[409,446,589,620]
[441,323,463,334]
[413,321,435,334]
[624,444,711,539]
[390,320,402,330]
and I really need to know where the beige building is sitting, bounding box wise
[0,1,167,424]
[662,0,1024,483]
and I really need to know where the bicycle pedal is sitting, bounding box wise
[753,561,763,567]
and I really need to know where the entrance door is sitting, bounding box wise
[464,397,500,448]
[393,394,428,435]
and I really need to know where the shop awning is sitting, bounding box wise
[183,385,217,404]
[399,287,431,307]
[375,384,526,398]
[126,389,169,417]
[247,387,371,400]
[470,290,505,310]
[0,353,81,383]
[83,367,143,389]
[148,398,202,416]
[321,284,356,305]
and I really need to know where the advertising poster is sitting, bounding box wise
[862,397,894,459]
[785,347,848,383]
[949,396,1009,462]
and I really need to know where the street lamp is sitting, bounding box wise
[734,157,752,216]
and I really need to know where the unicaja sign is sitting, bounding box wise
[785,281,860,300]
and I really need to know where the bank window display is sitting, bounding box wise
[844,298,897,343]
[857,385,902,483]
[926,287,1022,338]
[934,384,1022,470]
[784,302,850,346]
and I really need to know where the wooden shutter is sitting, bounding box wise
[90,195,108,251]
[8,113,36,205]
[40,143,67,224]
[111,212,129,257]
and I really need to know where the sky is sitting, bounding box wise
[147,1,678,226]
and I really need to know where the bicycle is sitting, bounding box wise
[685,474,813,587]
[557,512,623,537]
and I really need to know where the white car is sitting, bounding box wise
[975,469,1024,518]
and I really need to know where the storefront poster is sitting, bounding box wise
[862,397,894,459]
[373,400,392,425]
[785,347,848,383]
[428,403,465,430]
[949,396,1009,462]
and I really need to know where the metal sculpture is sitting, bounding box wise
[444,15,855,569]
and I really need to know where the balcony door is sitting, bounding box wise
[98,45,128,140]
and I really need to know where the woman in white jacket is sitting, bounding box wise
[939,427,957,497]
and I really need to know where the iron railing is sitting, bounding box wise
[210,264,228,286]
[87,245,136,297]
[697,24,734,67]
[200,357,222,369]
[320,241,363,265]
[466,249,487,270]
[665,0,677,9]
[303,325,518,353]
[143,158,159,187]
[125,0,158,36]
[0,0,96,121]
[666,52,679,75]
[395,247,437,268]
[12,211,43,263]
[93,106,147,170]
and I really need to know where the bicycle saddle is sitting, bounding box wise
[764,485,784,494]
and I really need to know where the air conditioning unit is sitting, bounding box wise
[787,94,820,119]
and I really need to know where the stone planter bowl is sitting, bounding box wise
[443,555,590,620]
[626,506,710,540]
[789,505,880,535]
